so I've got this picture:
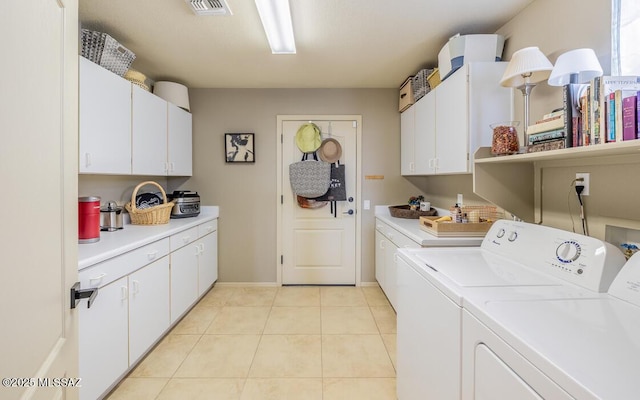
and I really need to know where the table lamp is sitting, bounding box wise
[548,48,603,87]
[500,47,554,134]
[547,48,603,145]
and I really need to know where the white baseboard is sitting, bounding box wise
[214,281,381,288]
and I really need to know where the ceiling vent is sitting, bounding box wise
[185,0,233,16]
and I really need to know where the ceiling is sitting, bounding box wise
[79,0,534,89]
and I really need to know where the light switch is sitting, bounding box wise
[364,200,370,210]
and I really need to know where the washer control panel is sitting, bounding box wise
[482,220,626,292]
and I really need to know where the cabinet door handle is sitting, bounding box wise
[121,286,128,301]
[410,161,415,172]
[182,236,191,244]
[85,153,92,168]
[194,245,201,256]
[204,226,213,233]
[199,243,205,253]
[169,162,175,172]
[132,280,140,295]
[147,250,158,260]
[380,240,386,250]
[89,273,106,284]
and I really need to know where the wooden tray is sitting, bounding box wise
[419,216,494,237]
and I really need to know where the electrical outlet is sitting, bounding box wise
[576,173,590,196]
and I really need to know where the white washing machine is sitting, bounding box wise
[396,219,626,400]
[462,251,640,399]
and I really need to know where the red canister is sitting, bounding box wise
[79,196,101,243]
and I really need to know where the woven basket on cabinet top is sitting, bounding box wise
[125,181,174,225]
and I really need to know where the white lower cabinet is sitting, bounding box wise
[170,227,200,324]
[375,219,420,310]
[128,257,170,364]
[79,277,128,400]
[79,218,218,399]
[197,230,218,296]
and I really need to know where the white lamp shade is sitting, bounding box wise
[153,81,190,111]
[500,46,554,87]
[547,48,603,86]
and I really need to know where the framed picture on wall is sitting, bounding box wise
[225,133,255,163]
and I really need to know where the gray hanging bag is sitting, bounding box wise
[289,152,331,198]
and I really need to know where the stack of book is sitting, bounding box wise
[525,110,566,153]
[571,76,640,147]
[590,76,640,144]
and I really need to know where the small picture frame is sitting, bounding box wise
[225,133,255,163]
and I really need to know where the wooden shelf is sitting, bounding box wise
[475,140,640,164]
[472,141,640,222]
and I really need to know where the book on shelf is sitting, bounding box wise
[527,128,565,145]
[542,109,564,120]
[637,93,640,139]
[622,93,637,141]
[590,76,601,144]
[607,92,616,142]
[526,115,564,134]
[562,84,583,148]
[580,89,590,146]
[598,76,640,143]
[526,138,566,153]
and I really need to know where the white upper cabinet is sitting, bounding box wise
[400,105,416,175]
[79,56,193,176]
[132,85,168,175]
[400,62,512,175]
[167,103,193,176]
[79,57,132,174]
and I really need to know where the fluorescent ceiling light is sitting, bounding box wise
[255,0,296,54]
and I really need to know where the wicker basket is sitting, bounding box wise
[125,69,150,91]
[388,205,437,219]
[125,181,174,225]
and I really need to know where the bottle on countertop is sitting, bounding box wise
[453,203,462,223]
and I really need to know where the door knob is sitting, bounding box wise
[348,197,354,202]
[343,209,355,215]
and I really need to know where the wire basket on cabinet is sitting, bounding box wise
[81,28,136,76]
[412,68,434,101]
[125,181,174,225]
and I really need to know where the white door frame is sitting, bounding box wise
[276,115,362,286]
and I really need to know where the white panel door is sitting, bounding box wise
[132,85,168,175]
[167,104,193,176]
[79,278,129,400]
[435,67,469,174]
[79,57,132,174]
[281,118,358,284]
[414,92,437,174]
[1,2,79,400]
[197,231,218,296]
[128,257,170,364]
[400,106,415,175]
[170,244,199,323]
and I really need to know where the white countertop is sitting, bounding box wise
[78,206,219,270]
[375,205,483,247]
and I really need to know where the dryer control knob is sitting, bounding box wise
[556,241,581,263]
[496,228,506,238]
[508,231,518,242]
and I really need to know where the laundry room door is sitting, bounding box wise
[1,1,79,400]
[279,116,360,285]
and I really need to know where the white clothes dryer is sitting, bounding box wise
[462,251,640,399]
[396,220,625,400]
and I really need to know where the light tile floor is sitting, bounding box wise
[106,285,397,400]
